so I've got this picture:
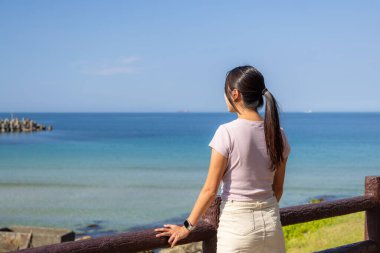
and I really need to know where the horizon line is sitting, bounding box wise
[1,111,380,114]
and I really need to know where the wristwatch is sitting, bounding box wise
[183,219,195,231]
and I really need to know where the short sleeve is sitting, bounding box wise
[208,125,230,158]
[281,128,291,158]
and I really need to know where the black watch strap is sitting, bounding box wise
[183,219,194,231]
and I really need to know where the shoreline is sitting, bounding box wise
[71,194,343,239]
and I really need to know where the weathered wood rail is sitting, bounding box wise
[17,176,380,253]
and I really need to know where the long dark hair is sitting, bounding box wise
[224,65,284,170]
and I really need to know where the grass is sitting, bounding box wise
[283,211,365,253]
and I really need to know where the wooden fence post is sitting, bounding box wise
[202,196,221,253]
[365,176,380,252]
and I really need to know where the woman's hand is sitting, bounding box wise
[154,224,191,248]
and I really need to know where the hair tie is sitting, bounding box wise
[261,88,268,96]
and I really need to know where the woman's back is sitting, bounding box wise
[154,65,289,252]
[209,117,290,202]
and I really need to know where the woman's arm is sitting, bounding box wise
[272,156,288,202]
[154,148,228,248]
[186,148,228,227]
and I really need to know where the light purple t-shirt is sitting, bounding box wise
[208,117,291,201]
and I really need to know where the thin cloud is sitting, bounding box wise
[73,56,141,76]
[82,65,138,76]
[120,56,140,64]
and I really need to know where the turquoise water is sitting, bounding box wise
[0,112,379,236]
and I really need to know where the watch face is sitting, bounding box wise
[184,220,192,230]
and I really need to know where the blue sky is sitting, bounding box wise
[1,1,379,112]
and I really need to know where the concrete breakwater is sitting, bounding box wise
[0,117,53,133]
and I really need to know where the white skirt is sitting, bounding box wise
[216,195,286,253]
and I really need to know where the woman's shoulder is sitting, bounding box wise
[280,127,290,142]
[222,118,240,127]
[217,119,238,133]
[280,126,289,135]
[210,120,238,141]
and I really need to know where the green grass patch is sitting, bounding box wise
[284,211,365,253]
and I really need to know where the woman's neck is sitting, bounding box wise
[237,111,264,121]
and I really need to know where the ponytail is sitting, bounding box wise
[223,65,285,170]
[263,90,284,170]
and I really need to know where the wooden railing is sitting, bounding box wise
[17,176,380,253]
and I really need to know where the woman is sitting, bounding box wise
[154,65,291,252]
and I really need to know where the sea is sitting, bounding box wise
[0,112,379,237]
